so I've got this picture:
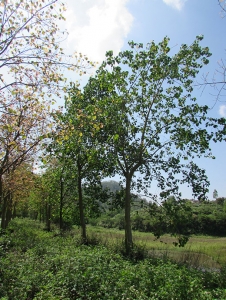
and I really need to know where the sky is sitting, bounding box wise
[61,0,226,199]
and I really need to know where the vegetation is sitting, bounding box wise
[0,0,92,230]
[1,218,226,299]
[1,0,225,253]
[81,36,226,254]
[94,187,226,238]
[44,36,226,254]
[0,1,226,298]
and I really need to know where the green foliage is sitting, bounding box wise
[86,36,226,201]
[96,195,226,239]
[83,36,226,253]
[1,219,226,299]
[191,200,226,236]
[216,197,226,205]
[1,218,49,252]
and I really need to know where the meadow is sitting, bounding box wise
[88,226,226,269]
[0,219,226,299]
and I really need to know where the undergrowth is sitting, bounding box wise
[0,218,226,299]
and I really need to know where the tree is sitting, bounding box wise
[87,36,226,254]
[0,0,91,95]
[197,1,226,103]
[0,0,92,227]
[1,162,36,228]
[0,95,52,226]
[219,0,226,15]
[48,86,109,242]
[216,197,226,205]
[148,197,193,246]
[213,189,219,199]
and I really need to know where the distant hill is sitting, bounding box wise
[101,180,122,193]
[101,180,148,211]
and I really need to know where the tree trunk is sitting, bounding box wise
[1,194,7,229]
[77,161,87,243]
[39,203,42,222]
[12,202,17,219]
[46,202,51,231]
[1,191,12,229]
[0,174,2,206]
[125,175,133,255]
[0,175,3,228]
[59,178,63,230]
[5,200,12,229]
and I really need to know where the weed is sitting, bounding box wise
[0,219,226,299]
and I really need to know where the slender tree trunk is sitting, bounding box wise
[77,161,87,243]
[12,202,17,219]
[59,178,63,230]
[125,174,133,255]
[46,202,51,231]
[1,194,7,229]
[41,199,45,223]
[34,211,38,220]
[5,195,12,229]
[39,204,42,222]
[0,175,3,228]
[1,191,12,229]
[0,174,2,207]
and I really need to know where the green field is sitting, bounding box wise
[87,226,226,269]
[1,219,226,299]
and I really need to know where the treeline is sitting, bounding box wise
[92,187,226,237]
[2,173,226,241]
[4,176,226,239]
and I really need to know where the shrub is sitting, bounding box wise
[0,218,226,299]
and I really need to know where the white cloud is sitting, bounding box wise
[219,105,226,117]
[64,0,134,62]
[163,0,187,10]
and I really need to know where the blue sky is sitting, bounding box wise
[63,0,226,199]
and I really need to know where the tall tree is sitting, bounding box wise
[1,162,35,228]
[87,36,226,254]
[48,87,108,242]
[219,0,226,15]
[197,1,226,103]
[0,0,92,227]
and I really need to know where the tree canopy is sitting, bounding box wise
[84,36,226,253]
[0,0,92,229]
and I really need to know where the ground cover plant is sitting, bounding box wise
[88,226,226,268]
[0,219,226,299]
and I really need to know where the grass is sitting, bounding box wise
[87,225,226,268]
[1,219,226,299]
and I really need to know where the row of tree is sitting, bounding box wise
[0,0,226,255]
[0,0,92,229]
[47,37,226,253]
[95,192,226,238]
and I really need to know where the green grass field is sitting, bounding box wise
[87,226,226,269]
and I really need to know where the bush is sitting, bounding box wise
[0,218,226,299]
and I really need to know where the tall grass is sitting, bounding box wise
[87,225,226,268]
